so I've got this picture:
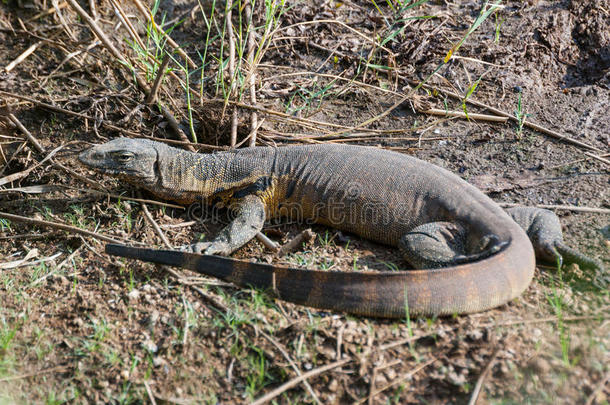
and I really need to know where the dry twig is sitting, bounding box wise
[467,348,500,405]
[0,211,127,245]
[146,51,172,105]
[245,0,258,147]
[498,203,610,215]
[409,79,603,153]
[251,358,351,405]
[138,192,173,249]
[225,0,238,147]
[143,381,158,405]
[355,358,437,404]
[421,108,508,123]
[259,330,321,405]
[0,365,68,382]
[7,113,45,153]
[131,0,197,69]
[278,229,315,256]
[585,371,610,405]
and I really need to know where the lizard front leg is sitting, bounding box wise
[191,194,266,256]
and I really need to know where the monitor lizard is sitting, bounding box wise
[79,138,604,318]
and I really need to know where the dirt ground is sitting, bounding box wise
[0,0,608,404]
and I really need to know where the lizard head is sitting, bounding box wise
[79,138,160,188]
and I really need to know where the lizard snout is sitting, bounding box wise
[78,147,103,166]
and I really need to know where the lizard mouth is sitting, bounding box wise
[78,149,129,175]
[78,148,101,167]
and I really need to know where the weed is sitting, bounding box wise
[462,74,483,119]
[383,261,399,271]
[494,9,505,43]
[286,79,337,115]
[90,316,110,342]
[0,218,11,232]
[319,258,335,271]
[318,231,334,248]
[37,205,53,222]
[0,319,18,361]
[244,346,273,400]
[248,288,275,313]
[29,262,50,285]
[514,91,529,138]
[63,205,94,229]
[403,286,419,361]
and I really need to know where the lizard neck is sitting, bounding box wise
[153,146,276,204]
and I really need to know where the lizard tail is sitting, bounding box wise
[106,223,535,318]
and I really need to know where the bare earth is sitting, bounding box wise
[0,1,608,404]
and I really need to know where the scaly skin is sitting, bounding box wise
[79,138,603,317]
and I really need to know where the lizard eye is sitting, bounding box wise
[114,151,135,163]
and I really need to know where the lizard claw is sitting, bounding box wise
[202,242,232,256]
[180,242,213,254]
[180,242,232,256]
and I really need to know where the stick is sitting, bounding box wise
[110,0,145,52]
[467,348,500,405]
[498,203,610,215]
[65,0,127,65]
[0,91,204,151]
[585,371,610,405]
[181,295,189,353]
[28,246,83,287]
[26,1,68,22]
[4,42,41,73]
[245,0,258,147]
[88,0,97,20]
[355,358,437,404]
[256,232,280,252]
[138,192,173,249]
[51,0,76,41]
[143,381,158,405]
[547,153,610,169]
[584,152,610,167]
[0,365,67,382]
[7,113,45,153]
[225,0,238,147]
[146,51,172,105]
[276,19,395,57]
[421,108,508,122]
[410,79,603,153]
[251,358,351,405]
[278,229,315,257]
[0,143,64,186]
[259,330,321,404]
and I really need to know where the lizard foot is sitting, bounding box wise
[554,242,607,288]
[399,222,508,269]
[181,241,232,256]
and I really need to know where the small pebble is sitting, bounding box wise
[127,289,140,302]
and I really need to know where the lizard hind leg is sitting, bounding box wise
[506,207,606,286]
[399,221,505,269]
